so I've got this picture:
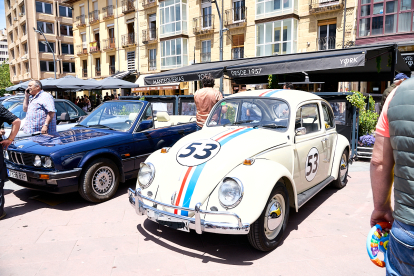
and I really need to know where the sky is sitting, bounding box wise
[0,2,5,30]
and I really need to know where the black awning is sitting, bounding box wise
[226,44,411,82]
[144,58,263,85]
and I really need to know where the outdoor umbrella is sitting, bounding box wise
[5,80,31,91]
[97,77,138,89]
[41,75,102,91]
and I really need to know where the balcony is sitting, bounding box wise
[149,59,156,71]
[142,28,157,44]
[103,38,116,51]
[142,0,156,9]
[122,0,135,14]
[109,65,115,75]
[89,10,99,24]
[193,14,215,35]
[102,5,114,20]
[122,33,136,47]
[76,15,86,28]
[201,52,211,63]
[95,67,101,77]
[317,36,336,50]
[77,44,88,56]
[232,47,244,59]
[89,41,101,53]
[225,7,247,29]
[82,68,87,78]
[309,0,343,14]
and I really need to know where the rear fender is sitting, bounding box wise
[78,149,125,182]
[204,159,297,225]
[330,134,350,180]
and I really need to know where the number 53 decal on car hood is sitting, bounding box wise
[176,139,221,167]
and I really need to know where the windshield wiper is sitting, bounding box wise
[88,124,115,131]
[75,124,88,127]
[261,124,287,129]
[224,120,254,126]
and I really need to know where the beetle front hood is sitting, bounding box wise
[146,126,289,216]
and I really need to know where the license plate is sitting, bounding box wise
[7,169,28,181]
[148,210,190,232]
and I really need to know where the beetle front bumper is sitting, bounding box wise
[128,188,250,235]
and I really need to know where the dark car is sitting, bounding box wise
[5,100,196,202]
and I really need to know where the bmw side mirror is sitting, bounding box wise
[139,120,153,131]
[295,127,306,136]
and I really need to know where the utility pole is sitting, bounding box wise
[212,0,223,95]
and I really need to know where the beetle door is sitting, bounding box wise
[293,103,330,193]
[321,102,338,173]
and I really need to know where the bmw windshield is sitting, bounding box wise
[77,101,144,132]
[206,98,290,131]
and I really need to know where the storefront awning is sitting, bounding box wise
[134,74,180,92]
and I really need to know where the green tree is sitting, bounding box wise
[346,91,379,135]
[0,61,12,96]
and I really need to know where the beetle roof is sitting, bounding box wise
[226,89,322,107]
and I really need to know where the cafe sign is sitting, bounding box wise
[402,53,414,71]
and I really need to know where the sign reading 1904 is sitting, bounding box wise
[230,68,262,77]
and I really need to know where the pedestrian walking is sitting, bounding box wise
[380,73,409,113]
[0,107,21,220]
[194,75,223,131]
[23,80,56,135]
[370,77,414,275]
[82,97,91,112]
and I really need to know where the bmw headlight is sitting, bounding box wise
[3,151,9,160]
[138,162,155,188]
[34,155,41,167]
[43,157,53,168]
[218,177,244,209]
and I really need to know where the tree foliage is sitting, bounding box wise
[0,61,12,96]
[346,91,379,135]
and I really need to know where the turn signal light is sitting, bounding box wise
[161,147,170,153]
[243,158,255,166]
[39,174,50,180]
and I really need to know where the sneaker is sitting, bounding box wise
[0,211,6,220]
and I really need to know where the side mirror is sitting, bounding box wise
[138,120,153,131]
[295,127,306,136]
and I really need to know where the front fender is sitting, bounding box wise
[204,159,297,225]
[330,134,350,179]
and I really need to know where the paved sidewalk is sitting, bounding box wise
[0,161,382,276]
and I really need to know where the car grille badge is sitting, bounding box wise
[17,145,24,149]
[171,191,177,205]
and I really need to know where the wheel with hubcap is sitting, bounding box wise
[248,182,290,251]
[331,149,348,189]
[79,158,120,203]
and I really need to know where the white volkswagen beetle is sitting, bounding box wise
[128,89,349,251]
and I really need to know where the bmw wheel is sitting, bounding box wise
[248,182,290,251]
[79,158,120,203]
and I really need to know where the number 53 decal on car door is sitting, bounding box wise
[176,139,221,166]
[305,147,319,182]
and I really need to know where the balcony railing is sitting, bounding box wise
[89,10,99,24]
[76,15,86,27]
[122,0,135,13]
[89,41,100,53]
[317,36,336,50]
[232,47,244,59]
[149,59,156,71]
[103,38,116,51]
[109,65,115,75]
[95,67,101,77]
[122,33,136,47]
[142,28,157,44]
[201,52,211,63]
[77,44,88,55]
[142,0,156,9]
[193,14,215,35]
[225,7,247,27]
[309,0,343,14]
[82,68,87,78]
[102,5,114,19]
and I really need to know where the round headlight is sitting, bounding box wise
[34,155,41,167]
[3,151,9,160]
[218,177,244,209]
[138,162,155,188]
[43,157,53,168]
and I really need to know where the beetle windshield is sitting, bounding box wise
[206,98,290,130]
[78,101,144,132]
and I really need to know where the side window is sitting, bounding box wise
[295,103,321,134]
[54,102,66,118]
[322,103,334,129]
[64,103,78,117]
[142,105,153,121]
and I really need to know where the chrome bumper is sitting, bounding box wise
[128,188,250,235]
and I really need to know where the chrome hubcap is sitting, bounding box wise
[264,194,285,240]
[92,166,115,195]
[340,153,348,182]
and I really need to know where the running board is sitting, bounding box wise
[297,176,335,208]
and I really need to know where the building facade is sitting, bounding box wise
[0,29,9,64]
[4,0,75,84]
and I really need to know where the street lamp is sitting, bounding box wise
[33,27,56,79]
[211,0,224,95]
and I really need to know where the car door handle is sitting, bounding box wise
[321,138,328,142]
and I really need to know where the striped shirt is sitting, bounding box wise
[194,88,223,127]
[23,90,57,134]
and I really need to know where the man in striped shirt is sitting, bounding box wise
[194,75,223,130]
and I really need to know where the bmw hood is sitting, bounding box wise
[146,126,289,216]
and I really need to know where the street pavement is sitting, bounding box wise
[0,161,382,276]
